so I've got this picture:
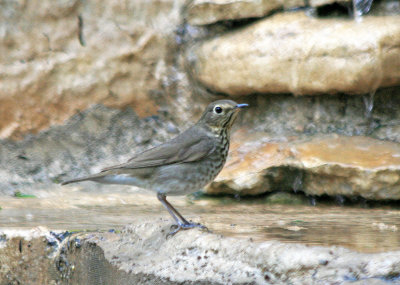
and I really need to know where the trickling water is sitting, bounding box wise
[353,0,374,21]
[363,91,376,135]
[363,91,375,119]
[309,196,317,206]
[292,174,303,193]
[335,195,345,206]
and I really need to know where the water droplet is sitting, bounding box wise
[353,0,374,21]
[335,195,345,206]
[363,91,375,119]
[363,91,376,135]
[292,174,303,193]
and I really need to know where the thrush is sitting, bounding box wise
[61,100,248,236]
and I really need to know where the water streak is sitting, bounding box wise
[353,0,374,21]
[363,91,375,135]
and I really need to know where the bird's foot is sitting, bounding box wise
[167,221,209,238]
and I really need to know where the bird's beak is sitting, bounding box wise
[235,103,249,109]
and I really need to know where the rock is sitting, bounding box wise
[295,135,400,199]
[0,228,57,284]
[372,0,400,16]
[343,279,389,285]
[0,105,178,193]
[186,0,358,26]
[264,191,309,205]
[191,12,400,96]
[0,0,184,139]
[309,0,349,7]
[1,223,400,284]
[186,0,283,26]
[207,131,400,200]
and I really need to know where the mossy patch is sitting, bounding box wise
[14,191,37,198]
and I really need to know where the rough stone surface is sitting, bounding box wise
[0,0,184,139]
[309,0,349,7]
[207,131,400,200]
[239,88,400,143]
[1,223,400,284]
[186,0,358,26]
[191,12,400,96]
[0,105,176,195]
[372,0,400,16]
[186,0,283,26]
[0,228,58,284]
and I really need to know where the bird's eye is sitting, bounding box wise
[214,106,223,114]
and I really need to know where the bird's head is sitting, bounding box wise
[198,100,248,132]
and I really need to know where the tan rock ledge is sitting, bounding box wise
[207,132,400,199]
[186,0,287,26]
[186,0,352,26]
[1,223,399,284]
[191,12,400,96]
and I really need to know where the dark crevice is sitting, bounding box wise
[211,15,267,31]
[315,2,352,18]
[77,14,86,47]
[192,190,400,209]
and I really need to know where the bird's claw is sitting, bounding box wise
[170,224,179,230]
[166,222,209,238]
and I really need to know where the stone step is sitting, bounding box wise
[207,131,400,200]
[0,223,399,284]
[191,11,400,96]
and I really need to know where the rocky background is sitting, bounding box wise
[1,0,400,201]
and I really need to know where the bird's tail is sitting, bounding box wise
[61,177,89,185]
[60,174,104,185]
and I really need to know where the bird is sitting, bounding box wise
[61,100,248,236]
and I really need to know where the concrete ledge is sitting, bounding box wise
[1,222,399,284]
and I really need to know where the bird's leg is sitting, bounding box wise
[160,194,190,224]
[157,193,208,236]
[157,193,181,224]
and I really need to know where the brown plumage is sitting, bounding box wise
[61,100,248,236]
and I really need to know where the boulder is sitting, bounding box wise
[207,131,400,200]
[191,12,400,96]
[186,0,285,26]
[0,0,184,139]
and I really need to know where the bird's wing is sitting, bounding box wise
[101,132,215,171]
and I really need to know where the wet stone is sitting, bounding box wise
[1,223,400,284]
[186,0,358,26]
[264,192,309,205]
[2,187,400,253]
[207,131,400,200]
[191,12,400,96]
[186,0,283,26]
